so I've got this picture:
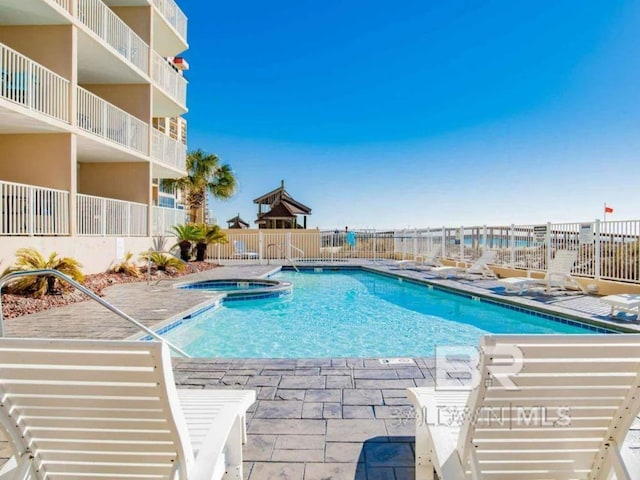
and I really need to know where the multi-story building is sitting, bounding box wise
[0,0,189,273]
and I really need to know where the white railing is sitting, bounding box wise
[77,0,149,74]
[77,86,149,154]
[152,206,187,236]
[211,220,640,284]
[0,42,70,123]
[0,180,69,235]
[77,194,147,236]
[152,51,187,107]
[52,0,70,12]
[152,0,187,42]
[152,129,187,171]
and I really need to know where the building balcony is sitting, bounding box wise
[152,52,187,115]
[152,0,188,56]
[77,86,149,156]
[0,0,71,24]
[0,42,70,130]
[151,128,187,176]
[152,205,187,236]
[0,180,70,235]
[77,0,150,82]
[77,193,148,236]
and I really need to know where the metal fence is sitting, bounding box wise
[0,42,70,123]
[212,221,640,284]
[152,206,188,236]
[77,0,149,74]
[77,86,149,155]
[77,194,147,236]
[0,180,69,235]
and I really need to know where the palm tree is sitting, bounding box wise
[2,248,85,298]
[161,149,237,223]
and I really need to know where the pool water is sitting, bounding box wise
[163,270,594,358]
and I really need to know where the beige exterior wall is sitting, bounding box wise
[112,7,152,45]
[81,84,152,123]
[0,134,72,190]
[0,236,154,274]
[0,26,73,79]
[78,162,150,204]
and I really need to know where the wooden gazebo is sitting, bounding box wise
[253,180,312,229]
[226,214,249,229]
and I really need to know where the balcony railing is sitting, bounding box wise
[77,194,148,236]
[77,86,149,154]
[0,180,69,236]
[151,129,187,171]
[52,0,70,12]
[152,206,187,236]
[152,52,187,107]
[77,0,150,74]
[0,43,70,123]
[152,0,187,43]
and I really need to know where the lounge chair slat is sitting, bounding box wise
[407,333,640,480]
[0,368,158,383]
[0,339,256,480]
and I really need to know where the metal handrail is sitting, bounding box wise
[0,269,190,358]
[266,244,300,272]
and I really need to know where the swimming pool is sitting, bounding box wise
[162,269,601,358]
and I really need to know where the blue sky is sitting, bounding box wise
[180,0,640,229]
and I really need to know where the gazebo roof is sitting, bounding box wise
[253,180,312,214]
[226,214,249,227]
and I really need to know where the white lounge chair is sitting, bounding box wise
[407,334,640,480]
[232,240,259,259]
[0,338,256,480]
[498,249,585,294]
[431,249,498,279]
[600,293,640,317]
[395,246,443,269]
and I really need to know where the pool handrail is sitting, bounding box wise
[0,269,191,358]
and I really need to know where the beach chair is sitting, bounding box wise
[498,249,585,294]
[407,334,640,480]
[600,293,640,317]
[431,249,498,279]
[0,338,256,480]
[232,239,259,259]
[395,245,443,269]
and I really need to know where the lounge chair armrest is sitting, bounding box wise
[190,405,242,480]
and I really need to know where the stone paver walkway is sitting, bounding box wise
[173,356,432,480]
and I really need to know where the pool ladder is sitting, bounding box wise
[266,244,300,272]
[0,269,191,358]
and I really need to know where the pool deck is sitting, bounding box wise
[1,261,640,478]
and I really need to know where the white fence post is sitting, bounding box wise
[546,221,552,268]
[373,229,377,263]
[286,232,292,259]
[101,197,107,236]
[259,231,264,263]
[594,219,601,281]
[509,224,515,267]
[482,225,487,250]
[413,228,418,260]
[459,226,464,263]
[441,226,446,258]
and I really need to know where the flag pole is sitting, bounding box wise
[604,202,607,221]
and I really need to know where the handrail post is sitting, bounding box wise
[459,226,464,264]
[547,221,553,268]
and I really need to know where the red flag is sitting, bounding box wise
[605,206,613,213]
